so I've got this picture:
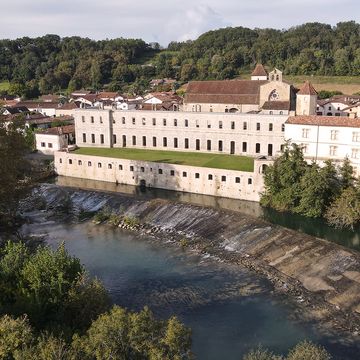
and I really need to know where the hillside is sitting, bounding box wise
[0,21,359,97]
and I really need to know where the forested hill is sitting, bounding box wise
[1,21,359,97]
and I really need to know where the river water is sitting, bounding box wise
[22,210,359,360]
[55,176,360,251]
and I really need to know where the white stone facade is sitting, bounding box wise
[74,109,287,157]
[285,122,360,176]
[54,152,270,201]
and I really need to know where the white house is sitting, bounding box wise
[285,115,360,176]
[35,125,75,154]
[316,95,360,117]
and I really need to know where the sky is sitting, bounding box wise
[1,0,359,46]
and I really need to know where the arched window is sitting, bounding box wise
[269,89,279,101]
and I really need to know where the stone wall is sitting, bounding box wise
[54,152,270,201]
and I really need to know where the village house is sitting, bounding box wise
[316,95,360,117]
[35,125,75,154]
[16,101,60,117]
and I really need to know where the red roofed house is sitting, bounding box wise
[35,125,75,154]
[285,115,360,175]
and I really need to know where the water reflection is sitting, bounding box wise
[54,176,360,251]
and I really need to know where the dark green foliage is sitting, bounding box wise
[261,143,360,228]
[1,22,360,95]
[317,90,343,99]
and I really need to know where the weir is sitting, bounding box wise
[29,183,360,337]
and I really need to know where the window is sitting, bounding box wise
[130,166,134,171]
[185,138,189,149]
[302,128,309,138]
[59,158,62,163]
[242,142,247,152]
[281,124,285,132]
[174,119,177,126]
[174,137,178,148]
[207,121,211,129]
[132,136,136,145]
[100,116,103,123]
[219,121,223,129]
[208,174,213,180]
[91,116,94,123]
[195,173,200,179]
[122,117,125,124]
[231,121,235,130]
[82,133,86,143]
[108,164,112,169]
[100,134,104,144]
[351,149,359,159]
[301,143,308,154]
[235,177,240,184]
[218,140,223,152]
[81,116,85,123]
[196,139,200,150]
[98,162,102,168]
[163,137,167,147]
[163,118,167,126]
[68,159,72,164]
[269,111,273,115]
[329,145,337,156]
[141,167,145,172]
[248,178,252,185]
[185,119,188,127]
[243,122,247,130]
[182,171,187,177]
[48,143,53,148]
[269,123,273,131]
[256,143,261,153]
[207,140,211,151]
[196,120,199,128]
[119,164,123,170]
[330,130,339,140]
[230,141,235,155]
[352,132,360,142]
[256,123,260,131]
[142,136,146,146]
[221,176,226,182]
[78,160,82,165]
[280,111,283,115]
[91,134,95,143]
[142,117,146,125]
[152,118,156,126]
[132,117,135,125]
[158,168,163,174]
[122,135,126,147]
[88,161,92,167]
[153,137,157,147]
[170,170,175,176]
[41,142,45,147]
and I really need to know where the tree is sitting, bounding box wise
[325,187,360,229]
[339,157,354,190]
[287,340,331,360]
[0,121,32,223]
[243,347,281,360]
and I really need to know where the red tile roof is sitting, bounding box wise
[185,80,267,105]
[262,101,290,110]
[251,64,268,77]
[297,81,317,96]
[36,125,75,135]
[286,115,360,128]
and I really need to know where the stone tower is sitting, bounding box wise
[296,81,318,115]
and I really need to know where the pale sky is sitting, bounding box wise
[1,0,359,46]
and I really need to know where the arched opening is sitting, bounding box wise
[260,164,268,174]
[229,108,238,113]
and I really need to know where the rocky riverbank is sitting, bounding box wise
[22,183,360,342]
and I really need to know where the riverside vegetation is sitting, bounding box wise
[261,142,360,229]
[0,22,360,96]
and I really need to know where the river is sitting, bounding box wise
[21,206,359,360]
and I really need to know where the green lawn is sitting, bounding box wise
[0,81,10,91]
[74,147,254,172]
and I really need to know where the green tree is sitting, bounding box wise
[339,157,354,190]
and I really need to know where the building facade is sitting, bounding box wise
[74,109,287,157]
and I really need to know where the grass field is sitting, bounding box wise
[0,81,10,91]
[74,147,255,172]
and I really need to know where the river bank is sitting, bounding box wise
[22,183,360,345]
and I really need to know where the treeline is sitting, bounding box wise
[1,21,360,97]
[261,143,360,229]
